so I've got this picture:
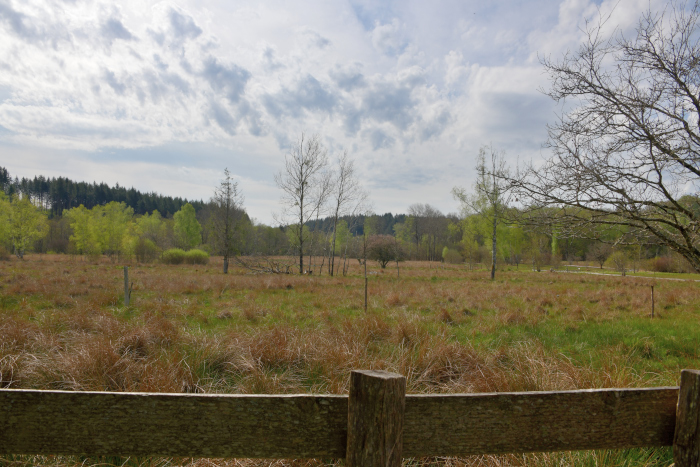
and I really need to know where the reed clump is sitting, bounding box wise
[0,255,694,466]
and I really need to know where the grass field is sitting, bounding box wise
[2,255,699,466]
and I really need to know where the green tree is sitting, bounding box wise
[0,192,11,249]
[93,202,133,260]
[65,205,100,257]
[453,145,513,280]
[173,203,202,250]
[137,210,167,247]
[9,194,48,258]
[334,220,351,255]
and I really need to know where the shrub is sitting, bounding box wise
[134,238,158,263]
[367,235,402,268]
[162,248,186,265]
[605,251,629,275]
[0,245,10,261]
[184,249,209,265]
[442,247,463,264]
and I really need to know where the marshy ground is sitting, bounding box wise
[1,255,699,466]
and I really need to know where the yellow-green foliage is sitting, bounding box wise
[92,202,133,257]
[173,203,201,250]
[162,248,186,264]
[184,248,209,264]
[5,194,48,258]
[442,246,463,264]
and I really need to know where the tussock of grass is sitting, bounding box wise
[1,255,697,466]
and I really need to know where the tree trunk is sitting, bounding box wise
[330,228,337,276]
[491,214,497,280]
[299,236,304,275]
[364,236,368,312]
[223,256,229,274]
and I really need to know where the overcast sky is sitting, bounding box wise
[0,0,660,224]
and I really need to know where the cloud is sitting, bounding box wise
[101,17,134,44]
[300,28,331,49]
[361,82,414,131]
[261,46,283,71]
[168,7,202,41]
[208,101,237,135]
[330,65,366,91]
[367,128,395,150]
[263,74,337,119]
[2,0,657,222]
[0,2,37,40]
[103,69,127,95]
[371,19,407,56]
[0,1,69,46]
[420,109,452,142]
[201,57,251,103]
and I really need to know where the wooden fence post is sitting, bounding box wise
[347,370,406,467]
[674,369,700,466]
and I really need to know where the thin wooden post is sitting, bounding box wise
[674,369,700,466]
[347,370,406,467]
[651,285,655,318]
[123,266,129,306]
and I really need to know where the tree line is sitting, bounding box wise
[0,167,692,277]
[0,167,205,217]
[2,1,698,277]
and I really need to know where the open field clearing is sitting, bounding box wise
[2,255,699,466]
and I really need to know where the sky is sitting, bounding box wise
[0,0,662,225]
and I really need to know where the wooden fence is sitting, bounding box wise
[1,369,699,467]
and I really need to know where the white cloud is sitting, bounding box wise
[0,0,676,222]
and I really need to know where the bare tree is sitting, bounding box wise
[307,169,332,275]
[511,2,700,271]
[453,145,513,280]
[587,242,613,269]
[407,203,444,263]
[211,168,245,274]
[274,133,329,274]
[328,151,367,276]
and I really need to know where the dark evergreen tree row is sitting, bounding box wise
[1,167,205,217]
[306,212,407,236]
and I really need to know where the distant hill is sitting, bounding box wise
[306,212,407,235]
[0,166,205,218]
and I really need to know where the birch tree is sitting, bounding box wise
[274,133,329,274]
[328,151,367,276]
[453,145,513,280]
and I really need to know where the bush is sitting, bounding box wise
[184,249,209,265]
[442,247,463,264]
[605,251,629,275]
[367,235,402,268]
[134,238,158,263]
[162,248,186,265]
[0,245,10,261]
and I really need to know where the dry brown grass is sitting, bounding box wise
[0,255,695,466]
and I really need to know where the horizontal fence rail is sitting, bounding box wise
[1,369,699,467]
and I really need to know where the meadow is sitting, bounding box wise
[1,255,699,467]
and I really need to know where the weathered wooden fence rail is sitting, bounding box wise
[1,369,699,466]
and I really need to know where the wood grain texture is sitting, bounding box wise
[346,370,406,467]
[0,390,348,458]
[0,386,681,459]
[674,370,700,467]
[402,387,679,456]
